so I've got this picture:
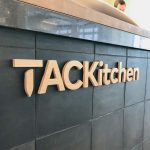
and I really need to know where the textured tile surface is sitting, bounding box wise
[36,34,94,53]
[95,43,126,56]
[128,48,147,58]
[143,138,150,150]
[0,27,35,48]
[124,102,144,150]
[130,143,143,150]
[146,59,150,100]
[0,47,35,149]
[92,110,123,150]
[36,123,91,150]
[144,101,150,139]
[10,141,35,150]
[125,58,147,106]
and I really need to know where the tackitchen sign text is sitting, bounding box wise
[12,59,140,97]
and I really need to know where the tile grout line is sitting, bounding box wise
[142,53,149,149]
[90,43,96,150]
[35,33,37,150]
[122,47,128,150]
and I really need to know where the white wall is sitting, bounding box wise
[125,0,150,30]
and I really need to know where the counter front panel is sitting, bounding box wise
[0,26,150,150]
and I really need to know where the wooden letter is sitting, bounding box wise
[38,60,65,94]
[110,68,119,84]
[13,59,43,67]
[83,61,99,88]
[62,60,83,90]
[12,59,43,97]
[98,61,103,86]
[133,68,140,80]
[103,64,111,85]
[126,68,134,81]
[118,62,126,82]
[24,69,34,97]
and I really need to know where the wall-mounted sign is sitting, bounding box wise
[12,59,140,97]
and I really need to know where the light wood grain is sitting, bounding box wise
[102,64,111,85]
[24,69,34,97]
[110,68,118,84]
[83,61,99,88]
[62,60,83,90]
[13,59,43,67]
[133,68,140,80]
[38,60,65,94]
[126,68,134,81]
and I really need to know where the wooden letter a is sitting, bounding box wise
[38,60,65,94]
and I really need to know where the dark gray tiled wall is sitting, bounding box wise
[0,26,150,150]
[92,110,123,150]
[144,100,150,139]
[127,48,148,58]
[95,43,126,56]
[143,138,150,150]
[124,102,144,150]
[36,34,94,54]
[148,52,150,58]
[146,58,150,100]
[10,141,35,150]
[0,27,35,150]
[0,27,35,48]
[125,57,147,106]
[130,143,143,150]
[36,122,91,150]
